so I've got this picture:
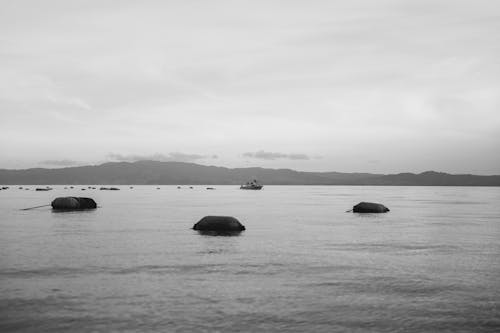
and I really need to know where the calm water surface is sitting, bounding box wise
[1,186,499,332]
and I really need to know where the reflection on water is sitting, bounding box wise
[0,186,499,332]
[195,230,245,237]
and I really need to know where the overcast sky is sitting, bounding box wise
[1,0,499,174]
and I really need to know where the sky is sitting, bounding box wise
[0,0,499,174]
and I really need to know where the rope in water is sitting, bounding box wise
[20,204,51,211]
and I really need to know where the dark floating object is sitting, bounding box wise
[352,202,390,213]
[70,186,74,189]
[36,188,52,191]
[130,186,134,189]
[206,187,215,190]
[189,186,193,189]
[193,216,245,235]
[51,197,97,210]
[177,186,181,189]
[100,187,120,191]
[2,186,9,190]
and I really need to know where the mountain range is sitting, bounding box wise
[0,160,499,186]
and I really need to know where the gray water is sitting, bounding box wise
[1,186,499,332]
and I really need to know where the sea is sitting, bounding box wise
[1,185,499,332]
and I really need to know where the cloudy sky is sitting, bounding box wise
[1,0,499,174]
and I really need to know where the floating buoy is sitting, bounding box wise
[193,216,245,235]
[352,202,389,213]
[51,197,97,210]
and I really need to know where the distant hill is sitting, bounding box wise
[0,161,499,186]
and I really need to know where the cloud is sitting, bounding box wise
[243,150,310,160]
[39,159,79,166]
[107,152,216,163]
[1,1,499,174]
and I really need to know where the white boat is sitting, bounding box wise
[240,179,263,190]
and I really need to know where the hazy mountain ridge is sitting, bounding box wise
[0,161,499,186]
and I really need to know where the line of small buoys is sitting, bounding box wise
[9,185,224,191]
[36,187,53,191]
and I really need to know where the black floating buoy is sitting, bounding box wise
[352,202,389,213]
[193,216,245,235]
[51,197,97,210]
